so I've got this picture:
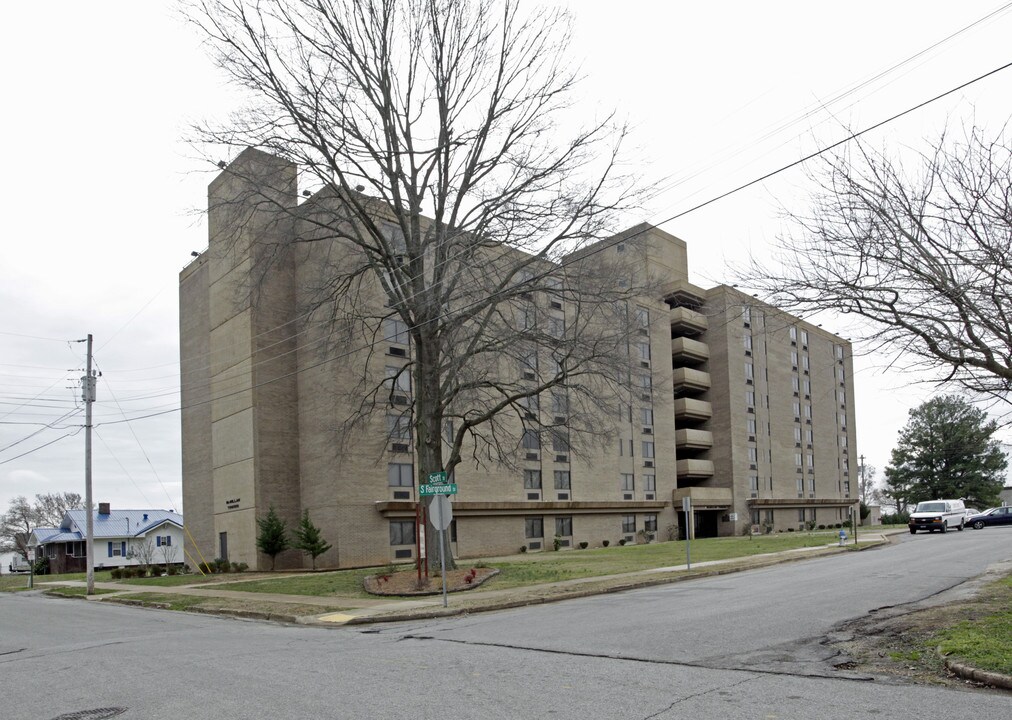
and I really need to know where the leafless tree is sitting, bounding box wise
[160,542,180,571]
[0,493,84,560]
[185,0,658,566]
[748,123,1012,408]
[130,538,157,569]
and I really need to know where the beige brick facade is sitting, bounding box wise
[180,149,858,570]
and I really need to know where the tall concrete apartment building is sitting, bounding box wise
[180,149,858,570]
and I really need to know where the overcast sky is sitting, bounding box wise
[2,0,1011,521]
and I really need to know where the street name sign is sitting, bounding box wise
[419,483,457,496]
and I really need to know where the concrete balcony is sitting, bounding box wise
[662,279,708,308]
[673,485,732,509]
[673,397,712,422]
[671,337,709,364]
[672,367,711,394]
[675,428,713,451]
[670,306,707,335]
[675,459,716,481]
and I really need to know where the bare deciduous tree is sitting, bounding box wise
[1,493,84,560]
[185,0,658,566]
[748,124,1012,406]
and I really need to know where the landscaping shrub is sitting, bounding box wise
[150,566,164,577]
[110,568,122,580]
[602,540,610,547]
[198,561,214,575]
[818,524,826,530]
[578,541,588,549]
[235,562,249,573]
[553,535,563,551]
[519,546,527,553]
[618,538,627,546]
[167,566,178,576]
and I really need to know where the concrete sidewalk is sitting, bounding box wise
[39,532,891,626]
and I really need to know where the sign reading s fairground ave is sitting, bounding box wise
[419,471,457,496]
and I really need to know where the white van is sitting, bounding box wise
[908,499,966,534]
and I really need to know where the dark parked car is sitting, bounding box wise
[966,506,1012,530]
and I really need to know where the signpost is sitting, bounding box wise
[682,496,692,569]
[428,494,454,607]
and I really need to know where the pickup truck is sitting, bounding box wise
[8,555,32,573]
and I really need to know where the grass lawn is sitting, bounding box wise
[119,574,223,587]
[0,570,114,592]
[216,533,844,598]
[109,592,350,617]
[934,573,1012,675]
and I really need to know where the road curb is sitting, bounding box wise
[942,651,1012,690]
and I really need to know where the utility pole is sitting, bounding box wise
[82,334,96,596]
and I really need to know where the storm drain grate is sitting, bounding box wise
[50,708,127,720]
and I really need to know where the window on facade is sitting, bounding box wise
[552,430,570,453]
[524,469,542,489]
[520,393,539,418]
[641,441,655,459]
[789,326,798,342]
[838,390,846,405]
[552,392,568,416]
[554,471,571,490]
[801,330,809,346]
[745,363,754,381]
[809,477,816,493]
[643,474,656,492]
[807,454,814,468]
[803,379,811,395]
[798,509,806,522]
[644,514,658,533]
[156,535,172,547]
[743,305,752,325]
[791,376,800,392]
[641,407,654,427]
[804,405,812,419]
[520,350,538,379]
[791,350,798,366]
[793,401,801,417]
[748,447,758,462]
[639,374,652,392]
[620,473,635,491]
[743,334,753,351]
[836,344,845,360]
[622,515,636,534]
[522,429,541,450]
[384,317,409,345]
[843,480,851,496]
[389,520,415,546]
[747,418,756,434]
[444,419,455,445]
[797,478,804,495]
[635,307,650,329]
[637,342,651,362]
[555,516,573,537]
[388,463,413,487]
[794,427,802,443]
[749,475,759,492]
[385,365,411,395]
[838,367,846,383]
[805,429,813,443]
[386,414,412,441]
[802,355,810,371]
[839,412,847,427]
[746,390,755,407]
[525,517,544,539]
[548,315,565,338]
[795,453,803,466]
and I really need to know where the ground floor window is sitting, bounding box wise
[389,520,416,546]
[643,514,657,533]
[525,517,544,539]
[555,516,572,537]
[553,471,570,490]
[388,463,413,487]
[622,515,635,534]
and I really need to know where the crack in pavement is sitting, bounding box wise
[399,633,877,683]
[641,676,757,720]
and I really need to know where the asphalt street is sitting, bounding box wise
[2,529,1009,720]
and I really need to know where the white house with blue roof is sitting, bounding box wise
[29,502,184,574]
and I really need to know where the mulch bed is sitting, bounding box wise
[363,567,499,596]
